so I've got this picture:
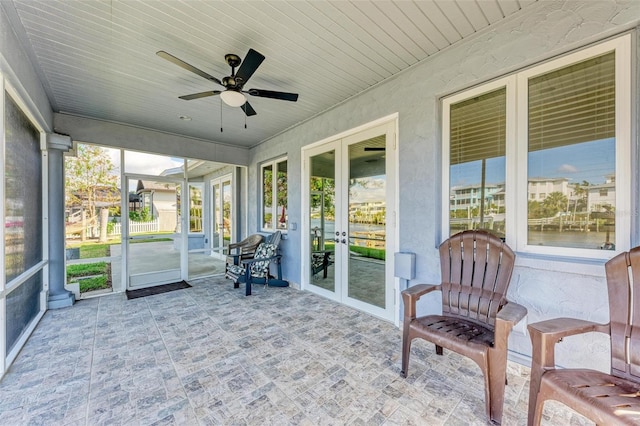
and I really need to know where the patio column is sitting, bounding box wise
[47,133,75,309]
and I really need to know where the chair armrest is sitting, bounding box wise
[401,283,439,299]
[225,246,239,256]
[401,284,440,320]
[496,301,527,326]
[493,301,528,350]
[529,317,609,372]
[528,318,609,343]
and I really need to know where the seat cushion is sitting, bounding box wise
[540,369,640,426]
[226,264,245,276]
[250,243,277,278]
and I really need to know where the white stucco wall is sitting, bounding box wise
[249,0,640,369]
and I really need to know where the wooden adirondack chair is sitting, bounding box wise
[527,246,640,425]
[401,230,527,424]
[225,233,264,286]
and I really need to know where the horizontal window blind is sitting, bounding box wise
[450,87,506,165]
[529,52,615,152]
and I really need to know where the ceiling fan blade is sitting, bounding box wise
[156,51,222,86]
[246,88,298,102]
[235,49,265,85]
[241,102,257,116]
[179,91,221,100]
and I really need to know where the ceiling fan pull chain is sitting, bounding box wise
[220,98,223,132]
[244,109,247,129]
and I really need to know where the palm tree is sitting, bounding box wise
[571,180,590,230]
[542,191,568,231]
[542,192,568,217]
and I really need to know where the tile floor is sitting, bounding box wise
[0,276,593,425]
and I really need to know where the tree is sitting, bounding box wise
[263,167,288,209]
[263,167,288,227]
[542,191,568,218]
[310,177,335,220]
[572,180,590,218]
[528,200,543,219]
[65,144,119,241]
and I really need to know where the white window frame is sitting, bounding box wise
[442,34,632,260]
[1,79,49,379]
[259,156,288,232]
[442,76,517,247]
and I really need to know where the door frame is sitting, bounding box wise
[301,114,399,324]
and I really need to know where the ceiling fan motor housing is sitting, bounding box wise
[222,76,241,89]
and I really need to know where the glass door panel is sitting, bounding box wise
[211,182,221,255]
[222,179,232,249]
[347,137,386,308]
[210,175,233,258]
[309,148,337,294]
[126,178,182,288]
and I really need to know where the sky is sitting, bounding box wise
[349,176,386,203]
[101,147,184,191]
[451,138,615,187]
[105,149,184,176]
[123,151,184,175]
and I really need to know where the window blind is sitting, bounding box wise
[528,51,615,152]
[449,87,506,166]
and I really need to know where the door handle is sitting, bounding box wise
[334,238,340,243]
[341,239,347,244]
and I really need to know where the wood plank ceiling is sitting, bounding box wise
[5,0,537,148]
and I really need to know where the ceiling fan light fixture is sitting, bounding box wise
[220,90,246,107]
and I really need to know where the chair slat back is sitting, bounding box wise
[439,231,515,328]
[241,234,264,255]
[605,247,640,381]
[266,231,282,247]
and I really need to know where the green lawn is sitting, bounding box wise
[350,245,385,260]
[66,262,110,293]
[65,243,112,293]
[66,262,107,277]
[77,275,109,292]
[321,243,385,260]
[79,244,109,258]
[66,235,173,293]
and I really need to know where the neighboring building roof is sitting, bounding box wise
[136,180,176,193]
[528,177,569,182]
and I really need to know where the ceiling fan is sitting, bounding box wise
[156,48,298,116]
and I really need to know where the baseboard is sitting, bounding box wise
[508,350,532,368]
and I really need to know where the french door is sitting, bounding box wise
[304,120,396,321]
[210,174,233,259]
